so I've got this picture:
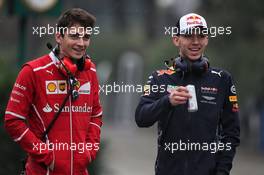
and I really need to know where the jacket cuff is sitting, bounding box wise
[43,150,54,167]
[215,171,229,175]
[161,94,172,109]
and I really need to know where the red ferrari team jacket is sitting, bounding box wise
[4,52,103,175]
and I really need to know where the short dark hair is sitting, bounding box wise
[57,8,96,35]
[176,20,180,36]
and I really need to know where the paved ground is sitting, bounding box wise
[100,124,264,175]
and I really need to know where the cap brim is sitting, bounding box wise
[180,26,207,35]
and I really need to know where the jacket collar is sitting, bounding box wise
[49,51,60,64]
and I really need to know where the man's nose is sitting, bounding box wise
[191,35,199,44]
[77,37,85,46]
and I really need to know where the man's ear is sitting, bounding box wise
[55,32,62,44]
[172,36,180,47]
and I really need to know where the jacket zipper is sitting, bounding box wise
[184,75,194,175]
[184,110,191,175]
[69,96,73,175]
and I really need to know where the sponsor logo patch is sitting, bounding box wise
[201,87,218,94]
[211,70,222,77]
[58,81,67,94]
[43,103,92,113]
[167,85,178,93]
[10,97,20,103]
[202,95,216,101]
[200,100,216,105]
[229,95,237,102]
[78,82,91,94]
[76,80,81,89]
[231,85,236,94]
[157,69,175,76]
[43,103,52,113]
[46,69,53,75]
[47,82,56,93]
[143,85,150,96]
[46,80,67,94]
[232,103,239,112]
[12,90,24,97]
[14,83,27,91]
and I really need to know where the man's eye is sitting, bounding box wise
[83,34,91,40]
[198,34,206,38]
[69,34,79,39]
[184,34,192,38]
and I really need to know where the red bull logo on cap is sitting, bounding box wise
[186,15,201,20]
[186,15,203,26]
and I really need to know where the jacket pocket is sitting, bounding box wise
[84,150,92,165]
[74,150,91,172]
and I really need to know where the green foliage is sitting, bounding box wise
[0,57,22,174]
[200,0,264,105]
[88,140,106,175]
[0,58,17,115]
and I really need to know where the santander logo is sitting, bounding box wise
[42,103,92,113]
[43,103,52,113]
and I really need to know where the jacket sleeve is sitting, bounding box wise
[135,72,172,127]
[86,68,103,161]
[215,73,240,175]
[4,65,53,166]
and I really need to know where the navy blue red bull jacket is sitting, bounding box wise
[135,67,240,175]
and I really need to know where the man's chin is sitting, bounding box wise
[70,51,86,59]
[187,55,202,61]
[70,54,83,60]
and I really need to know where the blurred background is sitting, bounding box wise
[0,0,264,174]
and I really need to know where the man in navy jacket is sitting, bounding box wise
[135,13,240,175]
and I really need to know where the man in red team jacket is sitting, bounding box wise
[4,8,102,175]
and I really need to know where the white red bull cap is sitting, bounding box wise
[179,13,207,34]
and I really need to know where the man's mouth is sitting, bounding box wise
[73,48,85,53]
[189,48,201,52]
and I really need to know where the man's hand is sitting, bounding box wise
[48,157,55,171]
[46,150,55,171]
[169,86,192,106]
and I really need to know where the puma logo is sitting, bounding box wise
[211,70,222,77]
[46,69,53,75]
